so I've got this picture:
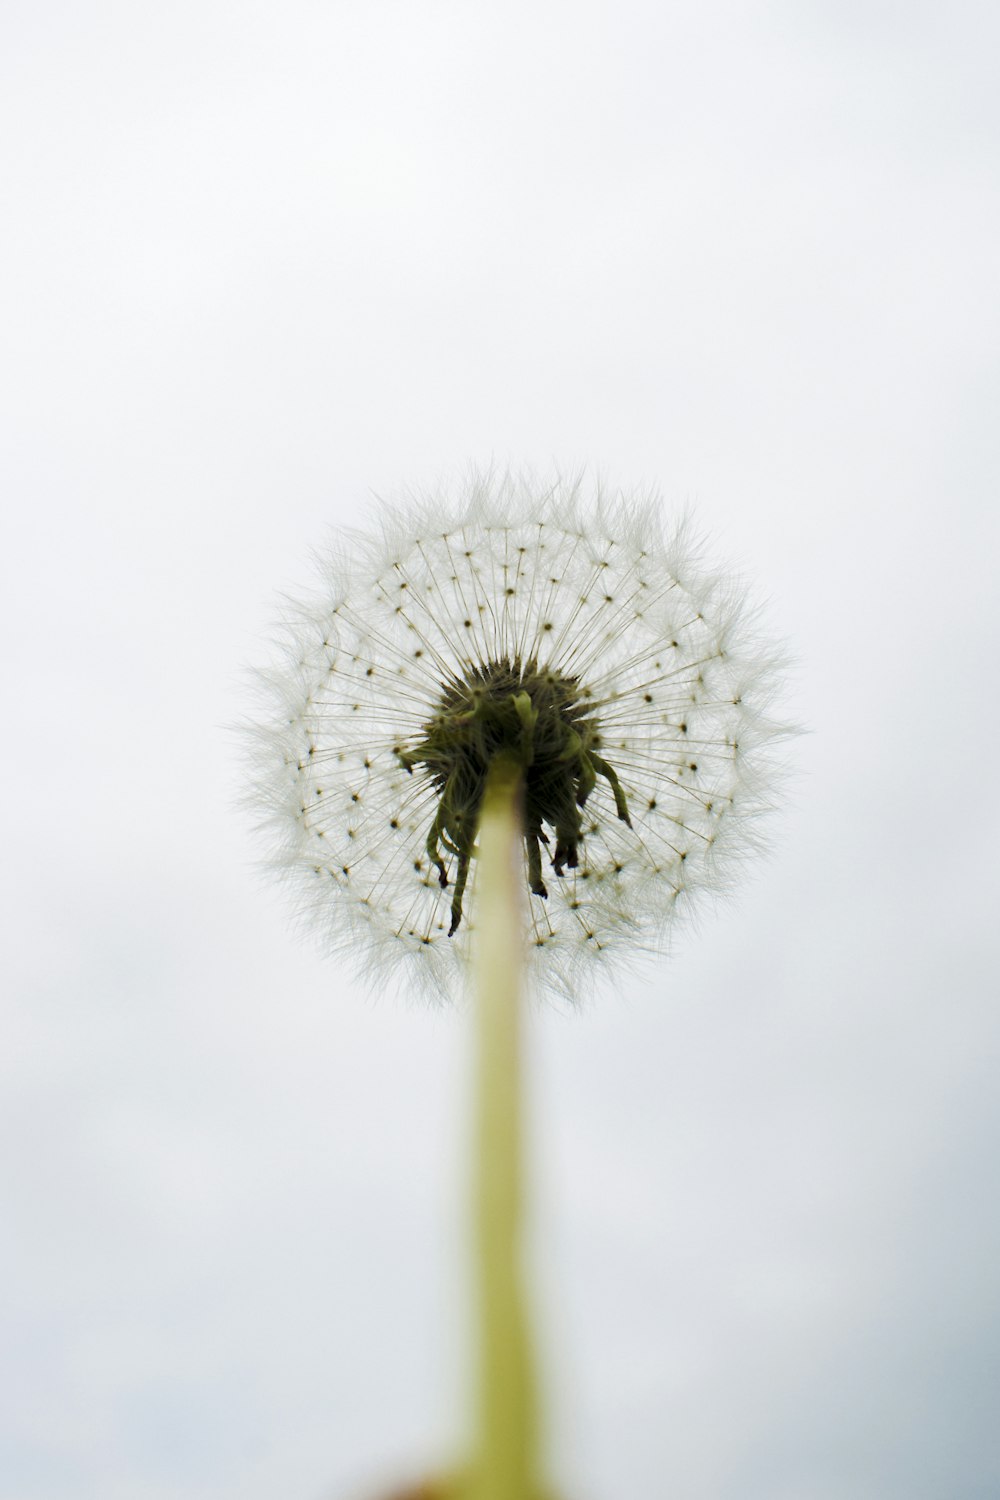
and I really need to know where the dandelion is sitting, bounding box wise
[245,469,793,1500]
[247,469,788,1000]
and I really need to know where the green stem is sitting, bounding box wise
[467,754,538,1500]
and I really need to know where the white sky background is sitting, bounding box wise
[2,2,999,1497]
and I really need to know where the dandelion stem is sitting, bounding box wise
[467,753,538,1500]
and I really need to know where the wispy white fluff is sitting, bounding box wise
[244,470,793,1001]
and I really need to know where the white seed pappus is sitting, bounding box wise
[246,472,790,999]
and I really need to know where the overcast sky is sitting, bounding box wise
[2,3,999,1498]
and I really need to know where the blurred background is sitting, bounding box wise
[2,3,998,1497]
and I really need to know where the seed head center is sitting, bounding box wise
[398,656,632,933]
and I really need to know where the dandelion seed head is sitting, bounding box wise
[245,470,791,1000]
